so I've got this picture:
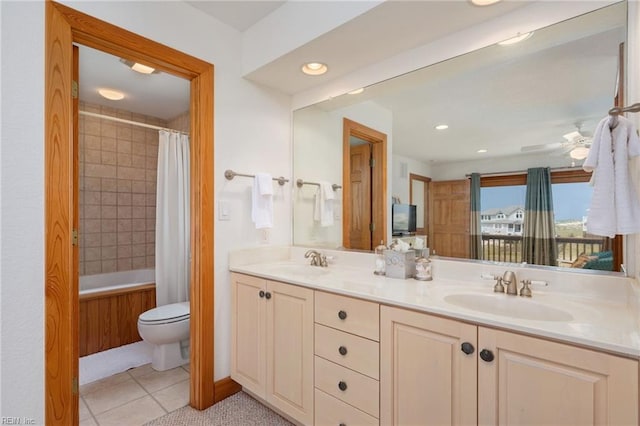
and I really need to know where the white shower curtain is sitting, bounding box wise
[156,130,190,306]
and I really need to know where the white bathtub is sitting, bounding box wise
[79,268,155,294]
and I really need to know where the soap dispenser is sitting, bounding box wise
[374,240,386,275]
[414,251,432,281]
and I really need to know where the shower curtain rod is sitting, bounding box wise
[79,110,189,134]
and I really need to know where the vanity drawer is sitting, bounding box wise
[315,323,379,379]
[314,388,379,426]
[315,356,379,418]
[315,291,379,341]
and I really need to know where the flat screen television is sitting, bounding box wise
[392,204,417,236]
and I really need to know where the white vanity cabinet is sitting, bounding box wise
[478,327,639,425]
[380,305,639,426]
[380,305,478,425]
[230,273,314,425]
[314,291,380,426]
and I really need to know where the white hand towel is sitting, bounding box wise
[252,173,273,229]
[313,181,334,227]
[583,115,640,237]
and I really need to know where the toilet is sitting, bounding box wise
[137,301,190,371]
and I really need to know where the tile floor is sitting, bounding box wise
[80,363,190,426]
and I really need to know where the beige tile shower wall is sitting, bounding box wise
[79,102,164,275]
[167,111,190,133]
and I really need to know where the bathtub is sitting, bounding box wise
[79,269,156,357]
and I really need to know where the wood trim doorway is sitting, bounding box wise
[409,173,431,236]
[342,118,387,249]
[45,2,214,424]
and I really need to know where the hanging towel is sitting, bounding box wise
[251,173,274,229]
[583,115,640,237]
[313,181,335,227]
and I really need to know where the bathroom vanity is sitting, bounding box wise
[229,247,640,425]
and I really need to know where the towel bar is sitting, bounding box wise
[224,169,288,186]
[296,179,341,191]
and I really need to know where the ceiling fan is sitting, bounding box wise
[521,124,592,160]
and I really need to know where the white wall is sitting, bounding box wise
[391,154,432,205]
[0,1,291,420]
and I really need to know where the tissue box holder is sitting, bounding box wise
[384,249,416,279]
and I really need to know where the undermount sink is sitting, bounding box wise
[266,264,331,277]
[443,293,574,322]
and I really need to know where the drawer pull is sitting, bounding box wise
[480,349,494,362]
[338,310,347,320]
[461,342,474,355]
[338,346,348,356]
[259,290,265,298]
[338,380,348,391]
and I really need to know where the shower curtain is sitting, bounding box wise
[156,130,190,306]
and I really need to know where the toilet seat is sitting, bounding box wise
[138,302,190,325]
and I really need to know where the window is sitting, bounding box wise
[479,170,613,269]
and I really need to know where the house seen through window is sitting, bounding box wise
[479,176,608,268]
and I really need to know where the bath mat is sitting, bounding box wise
[80,341,153,385]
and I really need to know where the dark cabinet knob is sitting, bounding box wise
[265,292,272,300]
[338,346,348,356]
[339,424,346,426]
[461,342,475,355]
[338,310,347,320]
[479,349,494,362]
[338,381,347,391]
[259,290,265,298]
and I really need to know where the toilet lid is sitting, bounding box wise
[139,302,190,324]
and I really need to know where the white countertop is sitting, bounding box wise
[229,246,640,358]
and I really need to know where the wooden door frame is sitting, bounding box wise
[342,118,387,248]
[45,2,215,424]
[409,173,431,236]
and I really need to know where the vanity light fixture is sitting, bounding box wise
[348,88,365,95]
[434,124,449,130]
[98,88,125,101]
[119,58,157,74]
[470,0,502,5]
[301,62,328,76]
[569,146,590,160]
[498,32,533,46]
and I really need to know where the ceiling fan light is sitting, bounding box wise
[569,146,589,160]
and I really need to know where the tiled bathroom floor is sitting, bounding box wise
[80,363,190,426]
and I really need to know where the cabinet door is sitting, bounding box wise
[478,327,639,426]
[380,306,477,426]
[266,280,314,425]
[230,273,266,398]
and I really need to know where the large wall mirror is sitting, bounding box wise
[293,2,627,274]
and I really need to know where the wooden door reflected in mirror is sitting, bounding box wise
[409,174,431,237]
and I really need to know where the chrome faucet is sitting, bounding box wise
[305,249,328,267]
[502,271,518,295]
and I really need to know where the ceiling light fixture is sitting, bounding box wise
[569,146,590,160]
[98,88,125,101]
[498,32,533,46]
[470,0,502,5]
[301,62,328,76]
[435,124,449,130]
[477,149,488,153]
[119,58,157,74]
[348,88,364,95]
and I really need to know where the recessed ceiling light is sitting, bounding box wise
[477,149,488,153]
[98,88,125,101]
[119,58,157,74]
[470,0,502,5]
[348,88,364,95]
[498,32,533,46]
[435,124,449,130]
[301,62,328,76]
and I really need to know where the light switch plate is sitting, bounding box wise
[218,200,230,221]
